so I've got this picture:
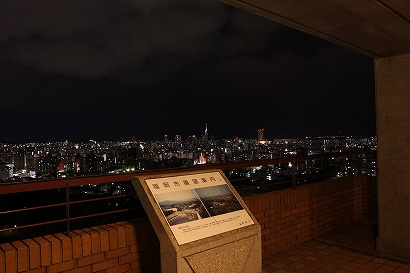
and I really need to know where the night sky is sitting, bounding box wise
[0,0,375,143]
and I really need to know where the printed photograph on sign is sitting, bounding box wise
[195,184,244,217]
[154,189,211,226]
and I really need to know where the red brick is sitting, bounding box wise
[44,235,62,264]
[54,233,73,261]
[265,231,277,241]
[281,221,292,229]
[269,225,280,233]
[276,229,286,237]
[11,241,29,272]
[46,259,76,273]
[119,253,139,265]
[65,265,92,273]
[72,230,91,256]
[258,216,270,224]
[90,226,109,252]
[253,211,264,219]
[288,214,298,222]
[300,215,310,223]
[281,210,291,218]
[100,225,118,250]
[68,231,82,259]
[265,208,277,216]
[83,228,100,254]
[105,247,129,259]
[291,229,301,237]
[281,232,292,241]
[285,235,297,244]
[108,223,127,248]
[26,267,47,273]
[92,258,118,272]
[277,240,287,248]
[23,239,41,269]
[265,242,278,253]
[270,236,282,244]
[296,222,306,229]
[129,244,138,254]
[261,228,271,237]
[1,243,16,273]
[123,222,137,246]
[77,253,104,267]
[261,240,270,248]
[107,263,131,273]
[285,226,295,234]
[33,237,51,267]
[264,219,277,229]
[276,217,287,225]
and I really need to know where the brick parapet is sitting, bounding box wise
[0,175,376,272]
[0,219,160,273]
[243,175,376,258]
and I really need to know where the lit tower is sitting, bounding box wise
[203,123,208,141]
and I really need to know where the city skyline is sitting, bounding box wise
[0,0,375,143]
[0,127,376,145]
[0,134,377,182]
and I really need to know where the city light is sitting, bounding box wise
[0,134,377,182]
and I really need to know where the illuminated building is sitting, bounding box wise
[203,123,208,141]
[0,163,13,182]
[258,128,264,143]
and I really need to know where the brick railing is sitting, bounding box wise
[0,175,376,272]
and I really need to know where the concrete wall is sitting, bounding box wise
[0,175,376,272]
[375,53,410,262]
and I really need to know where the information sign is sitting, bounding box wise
[144,170,254,245]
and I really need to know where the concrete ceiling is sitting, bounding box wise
[219,0,410,58]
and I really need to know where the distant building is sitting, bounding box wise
[188,135,197,143]
[273,136,298,144]
[203,123,208,141]
[258,128,265,143]
[0,163,14,182]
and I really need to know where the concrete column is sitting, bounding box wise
[375,53,410,262]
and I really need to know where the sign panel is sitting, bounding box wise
[144,170,254,245]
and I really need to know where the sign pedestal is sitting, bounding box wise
[132,169,261,273]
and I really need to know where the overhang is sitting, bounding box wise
[219,0,410,58]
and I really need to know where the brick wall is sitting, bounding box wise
[243,175,377,258]
[0,175,376,272]
[0,219,160,273]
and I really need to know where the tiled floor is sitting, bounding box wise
[262,222,410,273]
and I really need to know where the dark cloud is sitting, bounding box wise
[0,0,232,81]
[0,0,375,142]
